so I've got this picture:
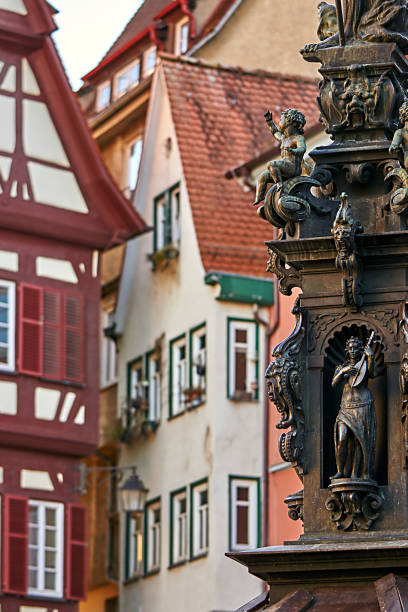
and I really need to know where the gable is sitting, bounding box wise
[0,0,147,249]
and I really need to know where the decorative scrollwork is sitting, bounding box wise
[326,480,383,531]
[284,489,304,523]
[266,247,302,296]
[265,298,305,479]
[399,302,408,344]
[331,193,363,308]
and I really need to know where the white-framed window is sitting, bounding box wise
[154,184,180,252]
[114,59,140,98]
[127,137,143,193]
[147,352,161,422]
[142,45,157,78]
[175,17,190,54]
[0,280,15,371]
[100,310,117,387]
[170,336,186,417]
[229,477,260,551]
[228,319,258,400]
[146,500,161,572]
[28,500,64,598]
[191,481,208,558]
[191,326,206,390]
[96,80,111,111]
[129,358,145,401]
[126,512,143,580]
[171,489,187,565]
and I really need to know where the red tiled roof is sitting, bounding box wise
[104,0,170,61]
[161,55,320,277]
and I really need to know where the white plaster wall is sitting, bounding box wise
[118,69,263,612]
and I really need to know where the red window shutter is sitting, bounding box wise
[66,504,87,600]
[43,289,62,378]
[3,494,28,594]
[19,284,43,375]
[64,294,83,382]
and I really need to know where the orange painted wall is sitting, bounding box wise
[79,583,118,612]
[267,289,303,545]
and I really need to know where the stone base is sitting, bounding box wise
[227,540,408,607]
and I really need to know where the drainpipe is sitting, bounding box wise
[253,274,280,547]
[95,450,118,583]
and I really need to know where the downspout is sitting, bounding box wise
[95,449,118,583]
[253,275,280,547]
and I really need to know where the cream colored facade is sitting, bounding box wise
[116,66,266,612]
[191,0,322,79]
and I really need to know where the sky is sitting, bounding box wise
[51,0,144,90]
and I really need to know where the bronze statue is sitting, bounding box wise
[331,334,377,480]
[303,0,408,53]
[318,2,338,40]
[389,100,408,168]
[253,109,306,206]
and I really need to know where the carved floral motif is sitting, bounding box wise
[266,247,302,296]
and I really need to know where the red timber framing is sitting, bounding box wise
[0,1,147,609]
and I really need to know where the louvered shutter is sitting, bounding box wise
[3,495,28,594]
[64,294,83,382]
[43,289,62,378]
[66,504,87,600]
[19,284,43,375]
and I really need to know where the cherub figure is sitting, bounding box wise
[253,108,307,206]
[389,100,408,169]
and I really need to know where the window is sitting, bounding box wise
[128,137,143,193]
[100,310,117,387]
[170,489,187,566]
[126,512,143,580]
[128,358,145,401]
[19,285,83,382]
[147,351,161,422]
[145,500,161,573]
[170,335,186,417]
[175,17,189,54]
[153,183,180,252]
[227,319,258,400]
[97,81,111,111]
[188,324,206,406]
[143,46,157,77]
[28,500,64,598]
[114,60,140,98]
[0,280,15,371]
[229,477,260,551]
[191,480,208,558]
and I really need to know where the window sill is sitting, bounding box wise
[143,568,160,578]
[186,399,206,411]
[168,409,186,421]
[26,593,65,601]
[228,395,258,403]
[123,574,142,585]
[168,559,187,570]
[189,551,208,563]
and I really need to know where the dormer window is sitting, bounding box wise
[175,17,189,55]
[143,46,157,78]
[114,60,140,99]
[96,80,111,111]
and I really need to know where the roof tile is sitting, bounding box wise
[162,55,320,277]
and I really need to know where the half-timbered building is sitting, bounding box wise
[0,2,146,610]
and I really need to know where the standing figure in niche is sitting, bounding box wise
[253,108,306,206]
[331,334,377,480]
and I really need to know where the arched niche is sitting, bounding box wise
[321,323,387,488]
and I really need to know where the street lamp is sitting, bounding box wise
[120,469,148,513]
